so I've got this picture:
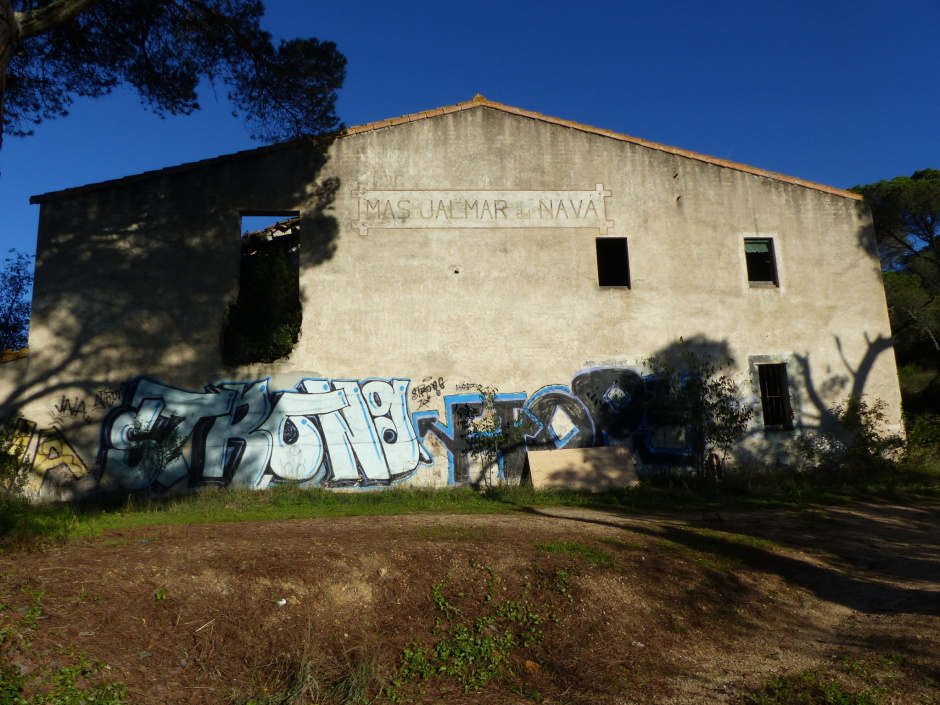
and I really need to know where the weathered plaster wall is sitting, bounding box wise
[5,104,902,499]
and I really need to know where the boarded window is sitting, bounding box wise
[744,238,778,286]
[596,237,630,287]
[757,363,793,430]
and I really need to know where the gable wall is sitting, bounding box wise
[3,107,901,497]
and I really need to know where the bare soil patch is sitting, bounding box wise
[2,501,939,704]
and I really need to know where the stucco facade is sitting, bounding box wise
[1,97,902,498]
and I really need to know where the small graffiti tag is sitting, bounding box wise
[94,385,126,409]
[54,396,87,419]
[411,377,446,409]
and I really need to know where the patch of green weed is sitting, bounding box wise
[418,525,487,541]
[0,587,128,704]
[386,562,566,699]
[747,670,880,704]
[535,540,615,568]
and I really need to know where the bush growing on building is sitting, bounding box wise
[222,238,302,366]
[643,352,753,480]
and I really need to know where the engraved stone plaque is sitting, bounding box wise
[353,184,613,235]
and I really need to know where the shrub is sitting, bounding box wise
[0,422,29,498]
[904,412,940,466]
[644,351,752,480]
[792,394,905,471]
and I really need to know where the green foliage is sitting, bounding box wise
[851,168,940,275]
[0,423,28,499]
[0,250,32,351]
[4,0,346,148]
[534,540,615,568]
[792,394,905,471]
[458,385,534,486]
[852,170,940,383]
[127,417,186,490]
[883,271,940,373]
[387,563,568,698]
[747,670,880,705]
[222,240,302,365]
[904,412,940,467]
[906,412,940,450]
[0,585,127,704]
[644,351,753,478]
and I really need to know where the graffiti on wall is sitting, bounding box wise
[414,367,690,484]
[82,366,693,494]
[98,377,433,492]
[12,419,89,499]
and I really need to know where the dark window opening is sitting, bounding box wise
[596,237,630,287]
[744,238,778,286]
[758,363,793,430]
[222,213,301,365]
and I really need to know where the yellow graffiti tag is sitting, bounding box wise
[12,419,88,495]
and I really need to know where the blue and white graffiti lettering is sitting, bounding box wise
[417,367,691,483]
[99,377,432,491]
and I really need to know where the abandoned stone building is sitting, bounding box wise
[0,96,902,499]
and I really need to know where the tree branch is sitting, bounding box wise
[14,0,103,40]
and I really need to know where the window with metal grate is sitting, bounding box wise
[757,363,793,430]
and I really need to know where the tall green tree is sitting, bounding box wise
[0,0,346,153]
[852,170,940,366]
[851,169,940,274]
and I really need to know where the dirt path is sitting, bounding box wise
[2,502,938,704]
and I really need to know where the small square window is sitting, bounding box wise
[757,363,793,430]
[744,238,778,287]
[596,237,630,288]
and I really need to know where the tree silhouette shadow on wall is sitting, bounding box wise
[531,320,898,491]
[0,139,341,498]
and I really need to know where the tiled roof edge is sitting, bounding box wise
[345,97,862,201]
[1,348,28,363]
[30,97,862,203]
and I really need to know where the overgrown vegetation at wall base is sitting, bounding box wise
[0,423,28,498]
[643,351,752,479]
[1,460,939,552]
[0,485,513,551]
[791,394,905,471]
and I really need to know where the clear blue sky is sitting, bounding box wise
[2,0,939,257]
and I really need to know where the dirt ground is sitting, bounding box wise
[1,501,939,704]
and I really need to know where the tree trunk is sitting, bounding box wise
[0,0,17,156]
